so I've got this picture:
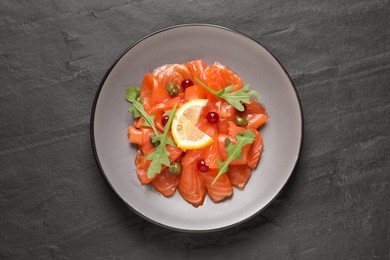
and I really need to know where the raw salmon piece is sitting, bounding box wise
[217,117,231,135]
[167,145,183,163]
[205,62,243,92]
[216,100,236,118]
[139,73,159,112]
[200,169,233,203]
[247,131,263,169]
[148,96,181,115]
[227,121,246,136]
[139,127,155,156]
[197,119,221,169]
[128,126,155,155]
[227,165,252,189]
[184,84,205,102]
[178,162,206,207]
[247,113,269,129]
[150,86,172,110]
[151,169,180,197]
[244,98,266,114]
[185,59,207,81]
[202,100,235,135]
[135,151,154,184]
[135,149,143,165]
[242,98,269,129]
[181,149,203,166]
[153,111,165,133]
[139,72,172,112]
[133,117,144,129]
[128,126,143,145]
[153,64,193,92]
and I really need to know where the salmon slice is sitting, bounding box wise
[135,150,154,184]
[244,98,266,114]
[178,153,206,207]
[151,169,180,197]
[202,100,236,135]
[133,117,145,129]
[139,73,159,112]
[139,72,173,113]
[167,145,183,163]
[227,165,252,189]
[247,113,269,129]
[153,111,165,133]
[205,62,243,93]
[181,149,203,166]
[197,119,221,169]
[184,84,205,102]
[185,59,207,81]
[242,98,269,129]
[153,64,193,92]
[149,96,181,115]
[227,121,246,136]
[247,131,263,169]
[200,169,233,203]
[128,126,156,156]
[128,126,143,145]
[216,117,230,135]
[137,127,155,156]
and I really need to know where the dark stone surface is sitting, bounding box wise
[1,0,389,259]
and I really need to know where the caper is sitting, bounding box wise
[166,82,179,96]
[168,162,182,176]
[224,137,232,147]
[149,135,160,147]
[235,114,248,127]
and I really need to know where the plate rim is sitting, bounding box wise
[90,23,304,233]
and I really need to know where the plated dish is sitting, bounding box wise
[91,24,303,232]
[126,59,268,207]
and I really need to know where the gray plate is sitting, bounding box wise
[91,24,303,232]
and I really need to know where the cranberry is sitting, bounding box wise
[206,111,219,124]
[181,79,194,89]
[197,160,209,172]
[161,115,169,126]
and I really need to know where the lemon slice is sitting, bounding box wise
[172,99,213,151]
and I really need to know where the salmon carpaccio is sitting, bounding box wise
[127,59,268,207]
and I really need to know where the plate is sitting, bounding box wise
[91,24,303,232]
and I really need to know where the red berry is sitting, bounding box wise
[206,112,219,124]
[161,115,169,126]
[181,79,194,89]
[197,160,209,172]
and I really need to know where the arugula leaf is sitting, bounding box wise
[194,77,261,112]
[126,86,140,102]
[145,105,177,178]
[125,87,159,135]
[212,130,256,185]
[126,87,141,117]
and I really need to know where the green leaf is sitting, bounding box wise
[126,87,141,117]
[131,101,159,135]
[194,77,262,112]
[126,86,140,102]
[145,105,177,178]
[212,130,256,185]
[125,87,159,135]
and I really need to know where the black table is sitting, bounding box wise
[1,1,389,259]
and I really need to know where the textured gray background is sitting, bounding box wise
[1,0,389,259]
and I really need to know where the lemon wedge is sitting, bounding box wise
[171,99,213,151]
